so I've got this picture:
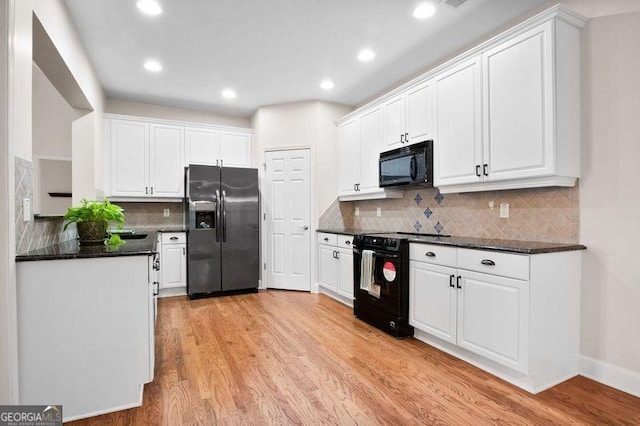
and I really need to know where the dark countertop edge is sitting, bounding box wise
[316,229,384,236]
[315,229,586,254]
[407,238,586,255]
[15,249,157,262]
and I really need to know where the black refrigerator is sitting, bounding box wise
[185,164,259,297]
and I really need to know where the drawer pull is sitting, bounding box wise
[324,237,329,242]
[481,259,495,266]
[456,275,462,289]
[170,236,178,240]
[449,274,455,288]
[425,252,436,257]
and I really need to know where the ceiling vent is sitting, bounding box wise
[440,0,469,8]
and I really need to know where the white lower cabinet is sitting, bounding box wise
[409,242,581,393]
[317,233,354,305]
[158,232,187,295]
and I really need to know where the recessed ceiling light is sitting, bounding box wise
[320,80,334,90]
[413,3,436,19]
[358,49,376,62]
[137,0,162,15]
[222,89,236,99]
[143,60,162,72]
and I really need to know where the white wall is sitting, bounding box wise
[579,10,640,393]
[0,0,17,404]
[252,100,352,220]
[13,0,105,192]
[32,62,71,158]
[6,0,105,402]
[105,99,250,129]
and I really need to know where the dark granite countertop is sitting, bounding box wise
[155,227,188,233]
[407,235,586,254]
[16,232,158,262]
[316,228,385,236]
[316,228,585,254]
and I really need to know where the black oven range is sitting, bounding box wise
[352,232,449,338]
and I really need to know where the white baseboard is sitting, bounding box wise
[579,355,640,397]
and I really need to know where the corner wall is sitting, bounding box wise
[579,11,640,396]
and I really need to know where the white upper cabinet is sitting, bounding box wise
[382,94,406,150]
[337,118,360,196]
[149,124,184,197]
[358,106,383,192]
[434,57,483,187]
[482,21,554,182]
[105,114,253,199]
[220,130,252,168]
[406,80,434,144]
[110,119,149,197]
[337,111,403,201]
[382,82,433,151]
[335,6,584,195]
[185,127,219,166]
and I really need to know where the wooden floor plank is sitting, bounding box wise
[68,291,640,425]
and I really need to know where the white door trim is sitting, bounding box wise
[2,0,19,403]
[260,146,315,291]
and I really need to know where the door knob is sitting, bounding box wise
[303,225,309,230]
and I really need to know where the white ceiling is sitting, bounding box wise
[64,0,547,116]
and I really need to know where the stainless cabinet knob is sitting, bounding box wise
[303,225,309,230]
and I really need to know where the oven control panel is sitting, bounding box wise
[353,235,402,252]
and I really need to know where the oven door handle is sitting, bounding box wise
[353,248,400,259]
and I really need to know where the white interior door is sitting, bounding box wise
[264,149,311,291]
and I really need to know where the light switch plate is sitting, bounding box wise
[163,209,170,217]
[499,203,510,218]
[355,207,360,216]
[23,198,31,221]
[376,207,382,217]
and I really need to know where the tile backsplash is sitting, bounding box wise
[319,185,579,243]
[15,156,75,254]
[116,202,184,229]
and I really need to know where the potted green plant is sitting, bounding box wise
[63,199,125,244]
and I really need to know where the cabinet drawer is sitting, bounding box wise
[161,232,186,245]
[337,235,354,249]
[458,249,529,281]
[317,233,337,246]
[409,243,457,267]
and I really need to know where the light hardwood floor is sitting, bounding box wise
[69,290,640,425]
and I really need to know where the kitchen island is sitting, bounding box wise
[15,234,158,422]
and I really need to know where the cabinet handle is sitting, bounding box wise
[335,251,340,259]
[153,281,159,296]
[324,237,329,242]
[353,183,357,192]
[475,165,481,177]
[405,132,409,142]
[345,241,351,245]
[481,259,495,266]
[449,274,455,288]
[170,236,178,240]
[183,247,186,255]
[483,164,489,176]
[151,186,154,195]
[145,187,148,195]
[400,134,405,144]
[456,275,462,289]
[425,251,436,257]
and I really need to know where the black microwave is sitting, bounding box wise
[379,140,433,188]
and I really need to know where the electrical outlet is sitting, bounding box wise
[376,207,382,217]
[163,209,170,217]
[499,203,510,218]
[355,206,360,216]
[488,201,495,210]
[23,198,31,221]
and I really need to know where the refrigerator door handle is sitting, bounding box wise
[222,190,227,242]
[215,190,221,243]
